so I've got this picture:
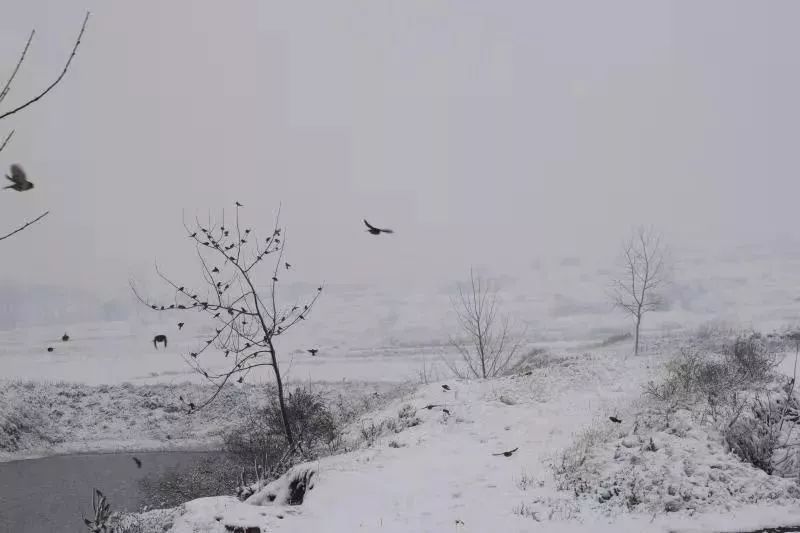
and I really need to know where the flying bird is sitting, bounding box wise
[4,164,33,191]
[62,333,70,342]
[609,416,622,424]
[132,457,142,468]
[153,335,168,349]
[307,349,319,356]
[363,219,394,235]
[235,201,243,207]
[492,447,519,457]
[441,384,451,391]
[47,347,54,352]
[177,322,184,330]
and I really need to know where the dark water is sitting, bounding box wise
[0,450,223,533]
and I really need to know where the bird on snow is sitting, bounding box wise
[132,457,142,468]
[363,219,394,235]
[609,416,622,424]
[4,164,34,191]
[441,384,451,391]
[177,322,184,330]
[492,447,519,457]
[153,335,168,349]
[307,348,319,356]
[61,332,70,342]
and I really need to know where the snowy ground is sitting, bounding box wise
[113,339,800,533]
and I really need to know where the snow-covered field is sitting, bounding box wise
[4,244,800,531]
[126,342,800,533]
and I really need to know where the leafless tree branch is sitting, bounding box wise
[0,12,90,122]
[0,210,49,242]
[444,268,525,379]
[131,204,323,452]
[610,226,668,356]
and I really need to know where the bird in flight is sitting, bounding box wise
[177,322,184,330]
[307,348,319,356]
[132,457,142,468]
[235,201,243,207]
[4,164,33,191]
[363,219,394,235]
[492,447,519,457]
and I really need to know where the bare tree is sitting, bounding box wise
[131,205,322,452]
[445,269,525,379]
[611,226,667,356]
[0,12,90,240]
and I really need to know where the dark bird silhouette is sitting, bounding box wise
[235,201,243,207]
[190,232,197,238]
[455,520,465,526]
[609,416,622,424]
[285,262,291,270]
[492,447,519,457]
[47,347,54,352]
[442,408,451,415]
[307,349,319,356]
[61,333,70,342]
[441,384,451,391]
[153,335,168,349]
[188,402,195,410]
[213,312,220,318]
[132,457,142,468]
[423,404,439,410]
[4,164,34,191]
[272,276,278,282]
[363,219,394,235]
[212,267,219,273]
[177,322,184,330]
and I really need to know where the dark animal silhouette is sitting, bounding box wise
[177,322,184,330]
[4,164,33,191]
[285,262,291,270]
[132,457,142,468]
[609,416,622,424]
[61,332,70,342]
[47,347,54,352]
[307,349,319,356]
[441,384,451,391]
[235,201,243,207]
[492,447,519,457]
[363,219,394,235]
[153,335,168,349]
[442,408,451,415]
[212,267,219,273]
[423,404,440,410]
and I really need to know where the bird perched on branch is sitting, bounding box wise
[363,219,394,235]
[4,164,33,191]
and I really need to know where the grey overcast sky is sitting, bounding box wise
[0,1,798,294]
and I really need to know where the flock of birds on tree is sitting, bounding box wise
[6,175,545,463]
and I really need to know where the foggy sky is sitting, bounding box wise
[1,1,798,296]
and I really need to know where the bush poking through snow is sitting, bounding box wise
[246,464,316,506]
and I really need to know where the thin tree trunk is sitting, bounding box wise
[634,314,641,356]
[269,340,295,448]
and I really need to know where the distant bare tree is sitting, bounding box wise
[131,204,322,452]
[611,226,667,356]
[0,12,90,241]
[445,269,525,379]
